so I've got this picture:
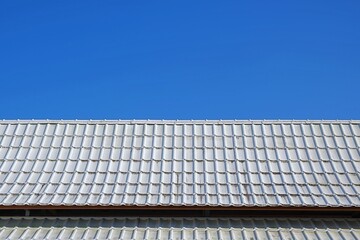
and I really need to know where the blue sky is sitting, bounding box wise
[1,1,359,120]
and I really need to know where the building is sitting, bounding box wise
[0,120,359,239]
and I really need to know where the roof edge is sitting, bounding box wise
[0,119,359,124]
[1,205,360,211]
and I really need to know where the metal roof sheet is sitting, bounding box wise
[0,120,359,207]
[0,217,359,240]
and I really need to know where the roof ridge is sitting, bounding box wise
[0,119,359,124]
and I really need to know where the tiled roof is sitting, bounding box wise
[0,120,359,207]
[0,217,359,240]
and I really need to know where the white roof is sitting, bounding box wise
[0,120,359,207]
[0,217,359,240]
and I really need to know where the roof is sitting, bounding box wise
[0,217,359,240]
[0,120,359,207]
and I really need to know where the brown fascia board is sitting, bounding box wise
[1,205,360,212]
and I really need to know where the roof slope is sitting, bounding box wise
[0,217,359,240]
[0,120,359,207]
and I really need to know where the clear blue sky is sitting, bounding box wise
[1,1,359,120]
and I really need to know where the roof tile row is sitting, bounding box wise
[1,122,359,136]
[1,135,359,149]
